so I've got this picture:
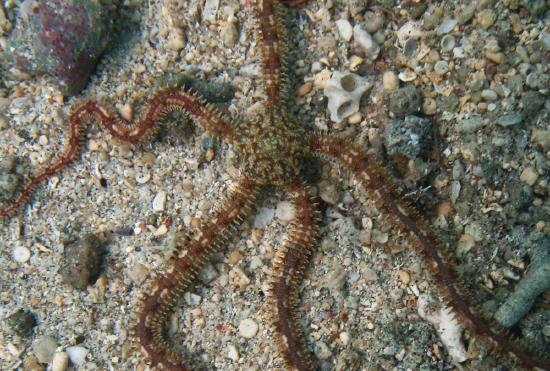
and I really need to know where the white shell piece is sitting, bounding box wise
[324,71,372,123]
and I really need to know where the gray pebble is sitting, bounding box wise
[495,113,525,127]
[336,349,361,371]
[314,341,332,360]
[389,86,422,118]
[383,116,432,158]
[61,234,104,290]
[197,262,219,284]
[521,91,546,117]
[34,336,59,364]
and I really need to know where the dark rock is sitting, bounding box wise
[7,310,37,337]
[507,178,534,211]
[0,155,28,210]
[383,116,432,158]
[389,86,422,118]
[481,156,498,188]
[521,0,548,16]
[521,91,546,117]
[61,233,104,290]
[8,0,120,96]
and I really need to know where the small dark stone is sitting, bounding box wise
[409,3,427,19]
[115,227,133,236]
[481,156,498,188]
[382,116,432,158]
[0,155,29,210]
[521,0,548,16]
[389,86,422,118]
[75,335,86,344]
[7,310,37,337]
[507,178,534,211]
[437,94,460,113]
[99,178,108,188]
[61,233,104,290]
[147,213,158,227]
[521,91,546,117]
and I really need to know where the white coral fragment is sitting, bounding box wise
[417,294,467,362]
[324,71,372,123]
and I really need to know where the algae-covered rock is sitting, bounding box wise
[8,0,120,96]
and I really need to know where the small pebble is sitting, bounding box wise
[228,251,243,264]
[477,9,496,30]
[456,233,475,257]
[65,346,89,365]
[353,24,380,60]
[481,89,498,101]
[382,71,399,93]
[226,344,240,361]
[298,82,312,97]
[153,224,168,236]
[399,270,410,284]
[314,341,332,359]
[486,51,506,64]
[314,70,332,89]
[152,191,167,211]
[238,318,259,338]
[52,352,70,371]
[335,19,353,42]
[221,23,239,47]
[13,245,31,263]
[119,103,134,122]
[34,336,59,364]
[348,112,363,125]
[129,263,148,286]
[349,55,363,70]
[520,167,538,186]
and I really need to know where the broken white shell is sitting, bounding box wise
[324,71,372,123]
[398,68,417,82]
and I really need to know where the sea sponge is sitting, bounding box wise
[324,72,372,123]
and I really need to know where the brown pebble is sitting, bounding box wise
[298,82,313,97]
[399,270,410,285]
[436,202,452,216]
[191,218,201,228]
[228,251,243,264]
[206,148,215,162]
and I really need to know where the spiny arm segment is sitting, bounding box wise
[255,0,288,107]
[308,133,549,371]
[0,89,234,218]
[267,180,318,371]
[134,179,259,371]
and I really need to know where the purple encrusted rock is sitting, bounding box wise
[8,0,120,96]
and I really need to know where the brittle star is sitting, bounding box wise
[1,0,549,370]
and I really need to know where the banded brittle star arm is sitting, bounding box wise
[0,89,235,217]
[268,181,319,371]
[308,133,549,371]
[134,179,259,371]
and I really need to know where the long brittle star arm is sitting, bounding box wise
[0,89,234,218]
[308,133,549,371]
[268,180,319,371]
[256,0,288,107]
[134,178,259,371]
